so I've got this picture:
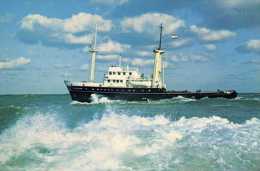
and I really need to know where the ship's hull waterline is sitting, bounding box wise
[66,85,237,102]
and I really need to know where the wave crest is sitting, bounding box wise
[1,111,260,171]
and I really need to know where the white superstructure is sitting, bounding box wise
[103,66,152,88]
[71,24,166,89]
[152,24,165,89]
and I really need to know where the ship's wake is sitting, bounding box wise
[0,109,260,171]
[70,94,198,105]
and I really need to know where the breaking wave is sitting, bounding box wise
[0,109,260,171]
[70,94,197,106]
[70,94,115,105]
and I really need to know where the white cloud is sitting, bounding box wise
[219,0,260,8]
[190,25,236,42]
[136,50,151,57]
[131,58,154,66]
[64,34,93,45]
[204,44,217,51]
[244,59,260,65]
[97,54,120,61]
[21,13,112,33]
[0,57,31,70]
[53,64,71,69]
[171,38,192,48]
[244,39,260,53]
[97,40,130,53]
[121,13,185,35]
[63,13,112,33]
[90,0,128,6]
[170,53,210,62]
[19,13,112,47]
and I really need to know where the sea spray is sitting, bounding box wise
[0,108,260,171]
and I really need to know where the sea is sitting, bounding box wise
[0,93,260,171]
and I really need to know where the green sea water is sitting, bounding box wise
[0,94,260,171]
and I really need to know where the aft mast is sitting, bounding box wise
[152,24,165,88]
[89,25,98,82]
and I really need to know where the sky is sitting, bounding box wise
[0,0,260,94]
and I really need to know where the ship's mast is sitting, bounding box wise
[89,25,97,82]
[152,24,165,88]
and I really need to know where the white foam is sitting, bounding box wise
[1,111,260,171]
[172,96,197,102]
[70,94,118,105]
[90,94,114,104]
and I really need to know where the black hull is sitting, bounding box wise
[65,85,237,103]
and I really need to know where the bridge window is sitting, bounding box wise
[116,80,119,83]
[129,72,132,75]
[113,72,116,75]
[108,80,110,83]
[109,72,112,75]
[120,80,123,83]
[118,72,121,75]
[113,80,116,83]
[123,72,126,75]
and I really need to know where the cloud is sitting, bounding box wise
[168,0,260,29]
[204,44,217,51]
[171,38,192,49]
[90,0,128,6]
[18,13,112,48]
[136,50,151,57]
[243,59,260,65]
[121,13,185,35]
[131,58,154,66]
[237,39,260,53]
[190,25,236,42]
[170,53,210,62]
[0,57,31,70]
[64,34,93,45]
[53,64,71,69]
[97,54,121,61]
[97,40,131,53]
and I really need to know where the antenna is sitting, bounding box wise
[119,54,122,67]
[93,24,97,49]
[158,24,163,50]
[89,24,98,82]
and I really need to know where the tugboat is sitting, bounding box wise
[65,24,237,102]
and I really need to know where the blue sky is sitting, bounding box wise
[0,0,260,94]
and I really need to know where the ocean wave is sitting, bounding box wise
[70,95,198,106]
[70,94,118,105]
[233,95,260,102]
[1,110,260,171]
